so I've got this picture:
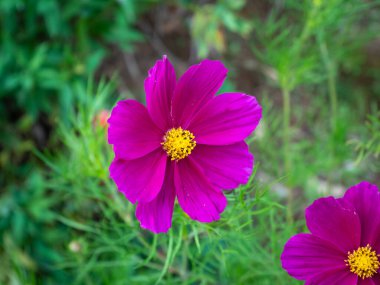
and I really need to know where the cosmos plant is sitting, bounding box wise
[281,181,380,284]
[108,56,262,233]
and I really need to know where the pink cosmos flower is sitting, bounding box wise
[281,181,380,284]
[108,56,262,233]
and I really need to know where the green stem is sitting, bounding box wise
[319,37,338,131]
[282,86,293,223]
[294,3,318,56]
[155,231,174,285]
[328,69,338,131]
[282,87,291,174]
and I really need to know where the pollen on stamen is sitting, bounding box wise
[345,244,380,279]
[161,127,196,161]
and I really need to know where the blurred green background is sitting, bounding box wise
[1,0,380,284]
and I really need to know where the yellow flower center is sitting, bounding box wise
[346,245,380,279]
[161,127,196,161]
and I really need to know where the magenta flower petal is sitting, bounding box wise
[371,275,380,285]
[145,56,176,130]
[174,159,227,223]
[109,149,167,204]
[281,233,349,281]
[172,60,227,127]
[305,196,361,252]
[135,162,176,233]
[188,93,262,145]
[358,279,377,285]
[342,181,380,250]
[306,270,358,285]
[189,142,253,190]
[108,100,163,159]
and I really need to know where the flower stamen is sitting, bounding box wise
[346,244,380,279]
[162,127,196,161]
